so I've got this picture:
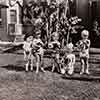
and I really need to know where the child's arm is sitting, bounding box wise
[23,42,26,50]
[27,48,32,59]
[75,40,82,51]
[72,55,75,65]
[83,40,90,49]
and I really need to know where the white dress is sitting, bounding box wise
[32,38,44,56]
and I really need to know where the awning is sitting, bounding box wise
[0,4,8,8]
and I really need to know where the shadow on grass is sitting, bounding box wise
[61,74,100,82]
[1,65,25,72]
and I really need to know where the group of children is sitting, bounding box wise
[23,29,90,75]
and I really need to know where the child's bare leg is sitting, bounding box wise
[56,54,60,72]
[36,54,40,74]
[30,55,34,71]
[52,57,55,72]
[85,58,90,74]
[26,61,29,71]
[40,56,45,73]
[24,51,26,60]
[80,58,85,74]
[52,63,55,72]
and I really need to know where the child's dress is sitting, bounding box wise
[61,42,75,75]
[23,41,32,60]
[32,38,44,56]
[64,53,75,75]
[77,39,90,58]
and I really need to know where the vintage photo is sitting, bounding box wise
[0,0,100,100]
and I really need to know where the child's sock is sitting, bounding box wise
[80,64,85,74]
[30,64,33,71]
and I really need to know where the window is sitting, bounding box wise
[10,10,17,23]
[8,24,15,35]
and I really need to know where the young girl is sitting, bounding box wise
[23,35,33,72]
[48,32,61,72]
[76,30,90,75]
[61,41,75,75]
[32,30,45,74]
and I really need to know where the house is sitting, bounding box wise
[0,0,23,41]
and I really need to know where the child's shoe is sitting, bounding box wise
[61,68,66,74]
[80,71,84,75]
[41,67,46,73]
[86,69,90,75]
[68,70,73,75]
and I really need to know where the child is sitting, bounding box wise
[61,42,75,75]
[48,32,61,72]
[23,35,33,72]
[76,30,90,75]
[32,30,45,74]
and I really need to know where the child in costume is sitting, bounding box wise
[23,35,33,71]
[32,30,45,73]
[48,32,61,72]
[76,30,90,75]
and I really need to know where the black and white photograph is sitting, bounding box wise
[0,0,100,100]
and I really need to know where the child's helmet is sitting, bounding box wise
[81,30,89,38]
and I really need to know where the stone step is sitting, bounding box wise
[14,35,24,42]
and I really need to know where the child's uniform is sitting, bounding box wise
[32,38,44,56]
[78,39,90,59]
[77,39,90,74]
[48,40,61,72]
[32,38,45,73]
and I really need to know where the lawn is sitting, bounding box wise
[0,53,100,100]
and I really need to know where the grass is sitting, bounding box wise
[0,53,100,100]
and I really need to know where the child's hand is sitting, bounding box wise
[74,47,80,51]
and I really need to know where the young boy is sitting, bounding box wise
[76,30,90,75]
[48,32,61,72]
[23,35,33,72]
[61,42,75,75]
[32,30,45,74]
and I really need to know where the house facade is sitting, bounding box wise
[0,0,23,41]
